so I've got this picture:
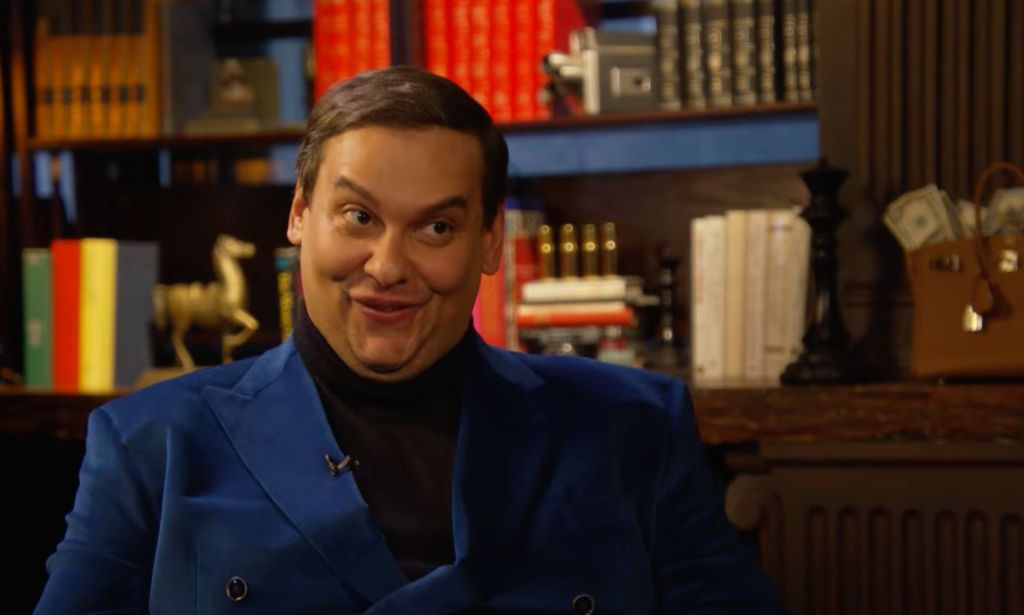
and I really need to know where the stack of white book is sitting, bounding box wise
[690,208,811,386]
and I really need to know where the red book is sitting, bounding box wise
[314,0,353,99]
[50,239,81,392]
[468,0,492,111]
[352,0,372,74]
[370,0,390,69]
[489,0,514,122]
[449,0,472,91]
[423,0,449,77]
[511,0,536,121]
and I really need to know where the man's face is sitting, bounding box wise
[287,126,504,382]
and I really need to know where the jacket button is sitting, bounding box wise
[225,576,248,602]
[571,593,595,614]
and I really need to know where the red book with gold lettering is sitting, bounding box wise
[51,239,81,392]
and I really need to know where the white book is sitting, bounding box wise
[785,210,812,363]
[764,209,797,381]
[690,216,726,383]
[743,210,769,380]
[520,276,643,303]
[723,210,748,380]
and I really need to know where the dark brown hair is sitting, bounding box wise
[296,66,508,226]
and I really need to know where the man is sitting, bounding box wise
[36,67,787,614]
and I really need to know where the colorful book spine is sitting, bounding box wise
[795,0,813,100]
[352,0,373,74]
[654,0,682,110]
[370,0,391,69]
[449,0,473,92]
[755,0,777,103]
[490,0,514,122]
[690,215,725,384]
[703,0,733,108]
[730,0,757,106]
[79,238,118,392]
[114,241,158,387]
[742,210,768,380]
[275,247,301,341]
[22,249,53,388]
[423,0,450,78]
[468,0,492,110]
[680,0,707,109]
[780,0,799,102]
[511,0,537,120]
[51,239,81,391]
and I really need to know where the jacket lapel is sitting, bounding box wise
[367,339,558,614]
[201,339,407,605]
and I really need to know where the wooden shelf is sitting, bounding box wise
[26,128,308,153]
[3,381,1021,444]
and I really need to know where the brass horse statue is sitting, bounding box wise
[153,234,260,370]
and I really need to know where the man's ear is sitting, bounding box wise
[481,203,505,275]
[287,182,308,246]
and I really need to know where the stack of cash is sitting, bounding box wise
[884,184,1024,251]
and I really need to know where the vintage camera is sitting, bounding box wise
[542,27,657,115]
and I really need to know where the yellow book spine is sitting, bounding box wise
[79,238,118,392]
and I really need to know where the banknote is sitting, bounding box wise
[884,184,958,251]
[955,199,999,236]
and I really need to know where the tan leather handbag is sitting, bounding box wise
[907,162,1024,377]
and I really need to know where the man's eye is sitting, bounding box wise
[428,221,452,236]
[343,209,372,226]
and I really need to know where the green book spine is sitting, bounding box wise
[22,248,54,388]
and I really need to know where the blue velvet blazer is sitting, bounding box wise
[36,337,787,614]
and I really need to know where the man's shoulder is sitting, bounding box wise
[97,353,266,439]
[510,350,683,409]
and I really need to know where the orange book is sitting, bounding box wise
[352,0,372,74]
[510,0,536,121]
[51,240,81,392]
[449,0,472,91]
[88,0,112,137]
[468,0,491,111]
[423,0,449,77]
[489,0,513,122]
[67,1,90,138]
[516,304,635,328]
[137,0,162,136]
[370,0,391,69]
[314,0,354,98]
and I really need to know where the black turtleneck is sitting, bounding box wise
[294,302,472,581]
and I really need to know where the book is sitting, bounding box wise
[516,303,634,328]
[742,209,769,379]
[511,0,538,120]
[48,1,73,138]
[159,0,215,135]
[764,209,796,380]
[352,0,373,74]
[449,0,472,92]
[138,0,163,137]
[275,247,301,341]
[370,0,391,69]
[490,0,515,122]
[795,0,813,100]
[423,0,450,78]
[107,0,130,136]
[87,0,111,137]
[730,0,757,106]
[114,242,158,387]
[32,1,55,139]
[703,0,733,108]
[22,249,53,388]
[468,0,491,110]
[755,0,776,103]
[780,0,799,102]
[690,216,725,383]
[313,0,354,100]
[67,1,90,138]
[723,210,747,379]
[51,239,81,391]
[680,0,707,109]
[504,199,545,349]
[79,238,118,392]
[654,0,682,110]
[521,276,644,304]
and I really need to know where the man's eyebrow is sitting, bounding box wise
[420,196,469,215]
[332,175,378,205]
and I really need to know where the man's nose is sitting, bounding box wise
[363,231,409,288]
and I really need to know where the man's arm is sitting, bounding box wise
[35,407,155,614]
[652,379,790,614]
